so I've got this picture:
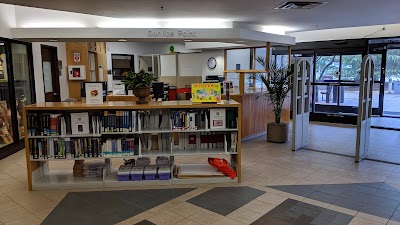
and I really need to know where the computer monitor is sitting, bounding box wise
[152,82,165,100]
[81,82,107,100]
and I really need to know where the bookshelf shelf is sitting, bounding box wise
[23,100,241,190]
[172,148,231,156]
[28,134,102,139]
[32,170,103,190]
[30,157,102,161]
[104,171,172,187]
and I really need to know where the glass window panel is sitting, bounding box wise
[383,49,400,116]
[370,54,382,81]
[340,86,359,107]
[255,48,267,70]
[341,54,362,82]
[275,55,289,67]
[43,61,53,93]
[0,42,14,147]
[226,73,240,94]
[226,49,251,70]
[315,55,340,82]
[11,43,32,140]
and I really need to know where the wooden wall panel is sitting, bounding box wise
[66,42,89,99]
[229,92,290,139]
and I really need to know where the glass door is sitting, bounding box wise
[369,52,385,115]
[383,49,400,117]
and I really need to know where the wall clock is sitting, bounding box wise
[207,57,217,70]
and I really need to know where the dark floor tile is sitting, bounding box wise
[251,199,354,225]
[375,189,400,201]
[391,210,400,222]
[269,185,315,197]
[307,191,339,204]
[341,190,373,201]
[291,214,314,225]
[346,184,378,195]
[380,183,400,192]
[317,185,348,196]
[187,186,264,216]
[135,220,156,225]
[360,205,395,219]
[359,182,383,189]
[333,196,366,211]
[43,188,194,225]
[365,195,400,209]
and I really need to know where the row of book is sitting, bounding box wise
[173,132,225,149]
[102,138,139,156]
[140,110,170,130]
[29,137,102,159]
[27,112,102,136]
[103,111,137,133]
[172,110,206,130]
[27,113,66,136]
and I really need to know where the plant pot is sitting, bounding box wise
[133,86,151,104]
[267,122,288,143]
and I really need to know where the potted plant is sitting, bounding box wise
[254,56,293,143]
[122,69,156,104]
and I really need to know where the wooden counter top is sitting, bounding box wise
[24,100,240,111]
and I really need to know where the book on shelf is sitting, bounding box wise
[70,113,90,135]
[29,137,102,159]
[140,133,171,152]
[226,132,238,153]
[102,137,139,156]
[28,113,66,136]
[173,132,225,150]
[172,110,206,130]
[226,109,238,129]
[140,110,170,130]
[102,111,136,132]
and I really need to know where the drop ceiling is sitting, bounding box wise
[1,0,399,32]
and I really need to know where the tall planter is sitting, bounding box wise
[267,122,288,143]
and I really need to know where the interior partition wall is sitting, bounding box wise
[0,38,35,159]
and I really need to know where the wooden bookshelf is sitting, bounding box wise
[23,100,241,190]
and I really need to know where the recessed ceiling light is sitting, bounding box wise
[236,40,245,43]
[49,39,58,42]
[118,39,127,42]
[184,40,192,42]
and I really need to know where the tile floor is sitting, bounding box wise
[3,136,400,224]
[308,122,400,163]
[372,117,400,130]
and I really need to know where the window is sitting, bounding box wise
[315,55,340,82]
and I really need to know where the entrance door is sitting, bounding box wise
[41,45,60,102]
[383,49,400,117]
[369,52,385,115]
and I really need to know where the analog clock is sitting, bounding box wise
[207,57,217,69]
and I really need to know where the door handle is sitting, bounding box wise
[53,93,58,96]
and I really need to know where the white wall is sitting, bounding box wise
[32,42,68,103]
[0,4,16,38]
[178,53,202,77]
[106,42,197,72]
[201,50,224,80]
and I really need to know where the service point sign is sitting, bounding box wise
[74,53,81,62]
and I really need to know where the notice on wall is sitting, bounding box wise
[85,83,103,105]
[73,53,81,62]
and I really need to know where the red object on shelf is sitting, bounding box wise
[208,157,237,179]
[177,88,191,100]
[168,86,177,100]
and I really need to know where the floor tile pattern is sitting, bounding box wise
[41,188,194,225]
[187,187,265,216]
[269,182,400,221]
[135,220,156,225]
[251,199,353,225]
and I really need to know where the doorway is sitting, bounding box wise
[41,45,60,102]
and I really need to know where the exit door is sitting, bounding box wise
[41,45,60,102]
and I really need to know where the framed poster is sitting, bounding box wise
[85,82,103,105]
[73,53,81,62]
[191,83,221,103]
[68,65,86,80]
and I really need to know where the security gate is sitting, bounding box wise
[292,58,312,151]
[355,55,374,162]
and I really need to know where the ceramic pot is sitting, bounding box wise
[133,86,151,104]
[267,122,288,143]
